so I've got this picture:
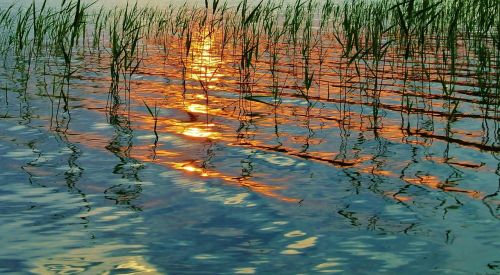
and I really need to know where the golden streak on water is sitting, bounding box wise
[172,162,209,177]
[189,30,221,82]
[287,236,318,249]
[185,103,222,116]
[183,165,198,172]
[194,94,207,100]
[187,103,209,114]
[281,249,301,255]
[182,127,220,139]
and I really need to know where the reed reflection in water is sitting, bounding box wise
[0,0,499,273]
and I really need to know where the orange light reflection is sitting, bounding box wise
[189,31,221,83]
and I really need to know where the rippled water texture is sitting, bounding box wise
[0,0,499,274]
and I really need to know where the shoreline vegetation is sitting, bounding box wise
[0,0,498,164]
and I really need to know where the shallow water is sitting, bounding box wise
[0,0,265,8]
[0,1,499,274]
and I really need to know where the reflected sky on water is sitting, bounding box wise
[0,1,499,274]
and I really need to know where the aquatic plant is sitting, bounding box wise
[0,0,497,131]
[143,99,160,141]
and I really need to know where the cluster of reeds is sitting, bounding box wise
[0,0,498,127]
[0,0,92,126]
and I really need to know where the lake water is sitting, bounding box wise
[0,0,499,274]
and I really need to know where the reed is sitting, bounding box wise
[143,100,160,141]
[0,0,497,130]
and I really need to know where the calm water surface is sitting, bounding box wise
[0,1,499,274]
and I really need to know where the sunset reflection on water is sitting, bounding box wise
[188,30,222,85]
[182,126,220,139]
[0,3,498,273]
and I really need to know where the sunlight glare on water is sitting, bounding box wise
[0,0,499,273]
